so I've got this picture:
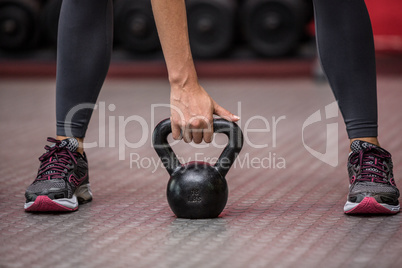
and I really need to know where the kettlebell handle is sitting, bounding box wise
[152,118,243,177]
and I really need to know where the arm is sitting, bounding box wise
[151,0,239,144]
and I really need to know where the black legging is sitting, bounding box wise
[56,0,377,139]
[314,0,377,138]
[56,0,113,138]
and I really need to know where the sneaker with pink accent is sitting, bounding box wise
[344,140,400,214]
[24,137,92,212]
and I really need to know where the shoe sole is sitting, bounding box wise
[24,184,92,212]
[344,197,400,214]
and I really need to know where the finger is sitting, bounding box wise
[203,119,213,143]
[190,117,212,144]
[183,124,192,143]
[213,100,240,122]
[171,117,182,140]
[190,117,209,144]
[192,127,203,144]
[189,117,207,144]
[203,130,213,143]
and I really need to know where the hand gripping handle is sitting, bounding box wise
[152,118,243,177]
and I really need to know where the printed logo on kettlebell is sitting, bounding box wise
[188,189,202,203]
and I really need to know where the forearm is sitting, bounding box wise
[151,0,238,143]
[151,0,198,89]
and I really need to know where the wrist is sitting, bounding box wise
[168,65,198,91]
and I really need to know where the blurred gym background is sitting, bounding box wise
[1,2,402,267]
[0,0,401,78]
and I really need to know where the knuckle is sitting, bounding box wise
[172,118,182,127]
[172,133,182,140]
[190,119,202,129]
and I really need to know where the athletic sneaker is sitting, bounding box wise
[24,137,92,212]
[344,140,400,214]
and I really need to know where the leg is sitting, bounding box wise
[24,0,113,212]
[56,0,113,153]
[313,0,399,214]
[314,0,400,214]
[313,0,378,145]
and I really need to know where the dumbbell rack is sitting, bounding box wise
[0,0,314,59]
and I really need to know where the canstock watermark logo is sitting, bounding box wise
[302,101,339,167]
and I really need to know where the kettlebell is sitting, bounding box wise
[152,118,243,219]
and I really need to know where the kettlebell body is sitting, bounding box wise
[152,118,243,219]
[167,162,228,219]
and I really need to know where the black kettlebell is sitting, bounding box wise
[152,118,243,219]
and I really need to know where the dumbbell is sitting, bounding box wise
[241,0,308,57]
[186,0,236,59]
[40,0,62,48]
[0,0,41,51]
[113,0,160,54]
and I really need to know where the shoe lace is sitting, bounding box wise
[350,147,390,183]
[36,138,78,181]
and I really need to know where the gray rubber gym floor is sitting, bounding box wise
[1,76,402,268]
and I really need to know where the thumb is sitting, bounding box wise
[213,100,240,122]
